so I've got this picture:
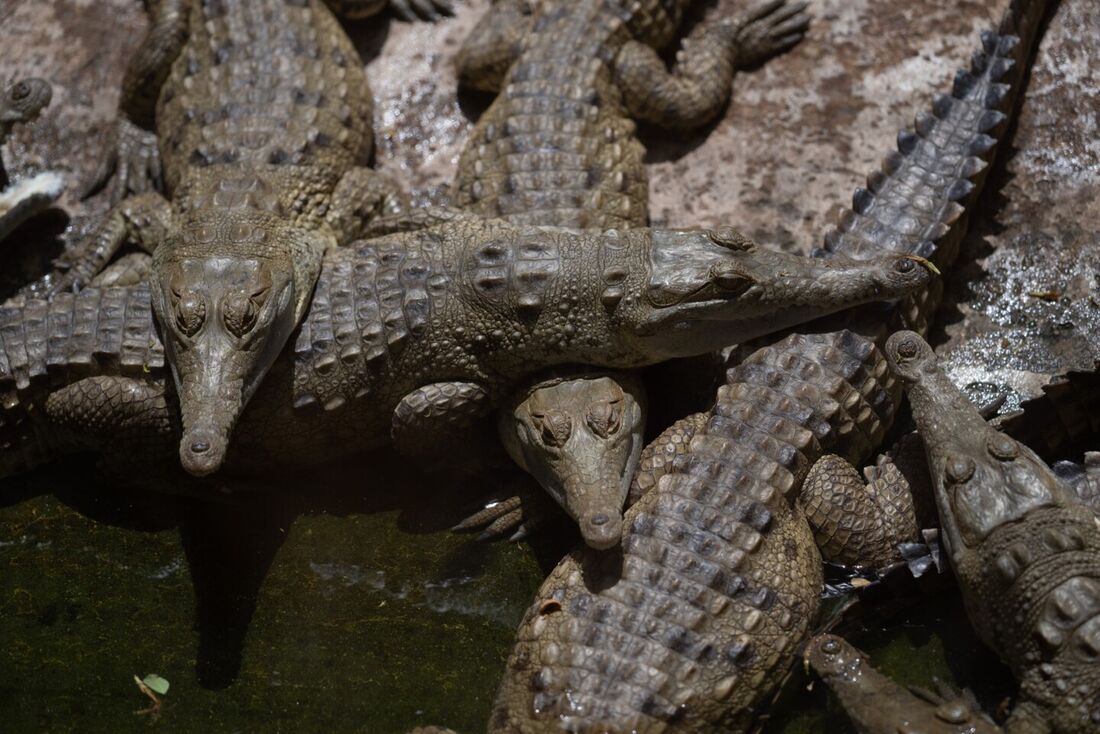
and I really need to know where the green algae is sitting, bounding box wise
[2,481,1012,734]
[0,485,547,733]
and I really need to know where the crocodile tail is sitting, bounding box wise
[997,361,1100,461]
[0,287,165,477]
[816,0,1050,275]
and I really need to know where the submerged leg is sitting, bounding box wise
[613,0,810,129]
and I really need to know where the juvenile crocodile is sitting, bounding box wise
[454,0,809,228]
[805,633,1003,734]
[0,78,63,243]
[450,0,810,545]
[493,370,648,549]
[886,331,1100,733]
[16,0,461,478]
[488,0,1050,729]
[0,217,931,486]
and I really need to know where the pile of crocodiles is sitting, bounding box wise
[1,0,1097,731]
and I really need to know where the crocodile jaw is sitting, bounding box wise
[629,228,935,357]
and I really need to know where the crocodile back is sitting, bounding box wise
[453,0,653,229]
[157,0,373,200]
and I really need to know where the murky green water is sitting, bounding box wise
[1,475,1011,733]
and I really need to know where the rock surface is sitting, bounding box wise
[3,0,1095,400]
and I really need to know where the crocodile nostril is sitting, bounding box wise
[190,441,210,454]
[590,514,609,526]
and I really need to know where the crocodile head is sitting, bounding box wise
[499,372,646,550]
[1,78,52,131]
[151,212,327,476]
[619,228,936,358]
[884,330,1071,550]
[804,634,866,684]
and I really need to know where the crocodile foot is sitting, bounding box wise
[730,0,812,68]
[451,488,556,542]
[83,118,162,203]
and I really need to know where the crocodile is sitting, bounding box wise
[449,0,810,545]
[0,78,64,243]
[493,369,648,549]
[14,0,462,479]
[0,217,931,487]
[805,633,1004,734]
[487,0,1051,729]
[795,361,1100,570]
[454,0,809,228]
[885,330,1100,734]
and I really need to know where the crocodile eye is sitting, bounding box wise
[532,410,571,448]
[174,292,207,337]
[11,82,30,101]
[821,638,841,655]
[586,399,622,439]
[223,287,267,338]
[710,266,753,295]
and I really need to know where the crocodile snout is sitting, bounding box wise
[180,428,227,477]
[581,511,622,551]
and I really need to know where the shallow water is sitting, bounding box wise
[0,476,551,733]
[1,472,1015,734]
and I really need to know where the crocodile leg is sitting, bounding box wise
[84,0,189,202]
[390,381,495,460]
[456,0,534,93]
[799,437,931,570]
[613,0,810,129]
[89,252,155,288]
[0,375,175,483]
[19,192,172,298]
[325,166,409,243]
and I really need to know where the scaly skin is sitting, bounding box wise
[0,217,931,486]
[805,634,1003,734]
[455,0,810,229]
[497,370,647,549]
[453,0,809,546]
[16,0,435,478]
[0,78,63,243]
[887,331,1100,734]
[489,1,1050,730]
